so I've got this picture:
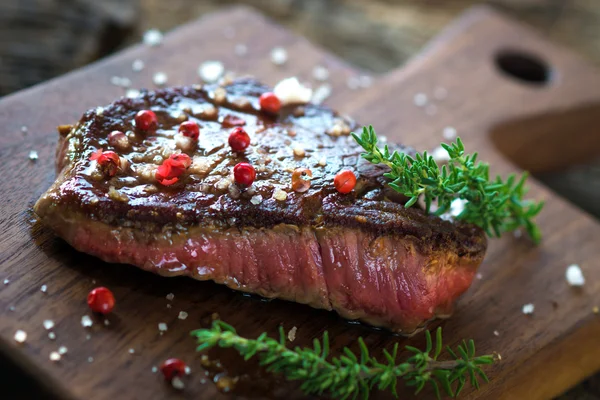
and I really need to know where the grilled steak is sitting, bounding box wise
[34,78,487,334]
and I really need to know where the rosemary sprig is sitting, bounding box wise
[192,321,495,400]
[352,125,544,243]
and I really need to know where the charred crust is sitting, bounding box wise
[39,78,487,256]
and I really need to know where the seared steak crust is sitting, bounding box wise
[35,78,487,333]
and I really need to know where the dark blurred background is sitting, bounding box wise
[1,0,599,398]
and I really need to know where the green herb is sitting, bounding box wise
[352,125,544,243]
[192,321,496,400]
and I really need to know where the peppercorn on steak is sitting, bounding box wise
[34,78,487,334]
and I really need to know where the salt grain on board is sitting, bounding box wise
[29,150,38,161]
[126,89,140,98]
[40,284,47,293]
[311,84,332,105]
[198,61,224,83]
[288,326,297,342]
[153,72,168,86]
[81,315,93,328]
[88,357,94,363]
[493,330,500,337]
[152,366,158,373]
[312,65,330,81]
[443,126,457,140]
[129,348,135,354]
[566,264,585,286]
[234,44,248,56]
[43,320,55,330]
[522,303,535,315]
[132,59,145,72]
[143,29,163,47]
[4,278,9,285]
[346,76,360,90]
[58,346,68,355]
[14,330,27,343]
[166,293,175,301]
[49,352,61,362]
[270,47,288,65]
[48,332,56,340]
[158,322,168,332]
[172,377,185,390]
[185,366,192,375]
[273,77,312,105]
[178,311,188,320]
[413,93,428,107]
[431,146,450,163]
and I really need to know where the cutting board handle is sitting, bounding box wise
[355,5,600,174]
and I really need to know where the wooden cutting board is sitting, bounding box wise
[1,5,599,400]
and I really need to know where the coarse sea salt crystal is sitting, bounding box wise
[29,150,38,161]
[166,293,175,301]
[129,348,135,354]
[566,264,585,286]
[132,59,145,72]
[81,315,93,328]
[58,346,68,355]
[288,326,297,342]
[178,311,188,320]
[158,322,168,332]
[152,366,158,373]
[443,126,457,140]
[126,89,140,98]
[311,84,332,105]
[172,376,185,390]
[270,47,288,65]
[143,29,163,47]
[88,357,94,363]
[359,75,373,88]
[4,278,9,285]
[14,330,27,343]
[110,76,131,87]
[431,145,450,163]
[450,198,468,217]
[48,332,56,340]
[153,72,168,86]
[413,93,428,107]
[347,76,360,90]
[234,43,248,56]
[273,77,312,105]
[312,65,330,81]
[40,284,47,293]
[493,330,500,337]
[522,303,535,315]
[198,61,224,83]
[49,351,61,362]
[43,320,55,330]
[250,194,263,205]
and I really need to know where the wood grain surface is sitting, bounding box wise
[0,5,599,400]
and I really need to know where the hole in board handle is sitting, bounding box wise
[495,50,551,85]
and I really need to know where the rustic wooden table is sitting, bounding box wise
[1,1,599,399]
